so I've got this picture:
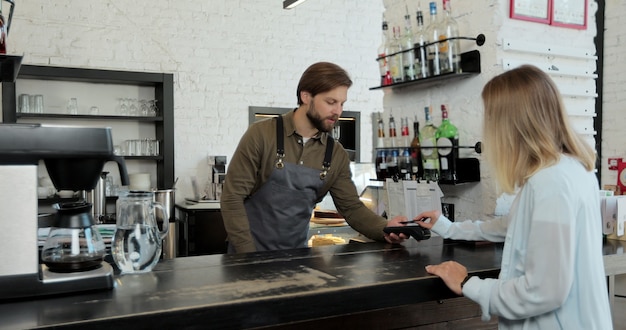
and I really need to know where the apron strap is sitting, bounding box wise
[275,116,285,169]
[275,114,335,180]
[323,137,333,168]
[320,134,334,180]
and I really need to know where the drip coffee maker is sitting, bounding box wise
[0,124,129,299]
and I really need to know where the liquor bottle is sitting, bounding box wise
[386,148,399,180]
[399,148,413,180]
[410,118,424,180]
[420,106,439,181]
[436,104,459,182]
[375,149,388,181]
[413,9,429,79]
[388,112,397,147]
[400,116,410,147]
[439,0,461,74]
[0,8,6,54]
[389,26,404,83]
[377,18,393,86]
[376,112,385,148]
[425,2,441,76]
[401,8,417,82]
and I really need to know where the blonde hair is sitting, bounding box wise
[481,65,596,194]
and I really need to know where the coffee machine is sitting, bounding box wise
[0,123,129,299]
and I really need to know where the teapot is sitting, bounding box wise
[111,191,168,274]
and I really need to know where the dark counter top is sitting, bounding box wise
[0,237,499,329]
[4,237,625,329]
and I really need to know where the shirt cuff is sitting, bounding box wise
[431,213,452,237]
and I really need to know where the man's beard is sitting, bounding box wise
[306,100,338,133]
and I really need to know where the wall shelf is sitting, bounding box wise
[16,113,164,122]
[0,55,23,82]
[1,65,175,189]
[370,50,481,91]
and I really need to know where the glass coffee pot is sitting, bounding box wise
[112,191,168,274]
[41,201,106,272]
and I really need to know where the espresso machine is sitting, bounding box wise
[0,123,129,299]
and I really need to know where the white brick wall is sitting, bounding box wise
[602,1,626,188]
[381,0,599,219]
[4,0,618,220]
[6,0,384,201]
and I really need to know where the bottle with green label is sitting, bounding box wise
[436,104,459,182]
[420,106,439,181]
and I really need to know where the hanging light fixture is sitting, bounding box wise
[283,0,309,10]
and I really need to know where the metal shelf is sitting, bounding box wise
[0,55,22,82]
[16,113,164,122]
[370,50,481,91]
[1,65,175,189]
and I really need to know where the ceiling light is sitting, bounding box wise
[283,0,309,10]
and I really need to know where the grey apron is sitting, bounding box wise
[232,116,334,252]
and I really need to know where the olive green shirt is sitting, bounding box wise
[221,109,388,253]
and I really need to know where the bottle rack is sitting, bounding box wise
[375,142,482,154]
[375,142,481,185]
[370,34,485,91]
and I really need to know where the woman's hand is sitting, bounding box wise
[414,210,441,230]
[425,260,468,296]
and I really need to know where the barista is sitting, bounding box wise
[221,62,408,253]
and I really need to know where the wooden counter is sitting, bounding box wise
[0,237,501,329]
[2,237,624,329]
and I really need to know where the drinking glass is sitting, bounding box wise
[67,98,78,115]
[140,99,150,116]
[118,98,129,116]
[149,100,158,116]
[18,94,30,113]
[34,95,44,113]
[129,98,138,116]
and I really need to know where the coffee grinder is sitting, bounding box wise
[0,124,129,299]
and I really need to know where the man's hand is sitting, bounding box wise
[383,215,409,243]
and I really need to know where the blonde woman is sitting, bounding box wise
[415,65,612,329]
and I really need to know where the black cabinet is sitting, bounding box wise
[175,204,228,256]
[1,65,175,189]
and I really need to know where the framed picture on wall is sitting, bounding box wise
[551,0,587,29]
[510,0,551,24]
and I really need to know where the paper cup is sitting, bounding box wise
[129,173,151,191]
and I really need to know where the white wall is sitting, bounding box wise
[601,0,626,188]
[381,0,599,219]
[5,0,384,201]
[3,0,619,220]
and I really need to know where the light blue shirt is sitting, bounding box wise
[431,155,613,329]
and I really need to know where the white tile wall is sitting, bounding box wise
[2,0,620,222]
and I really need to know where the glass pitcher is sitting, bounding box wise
[112,191,168,274]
